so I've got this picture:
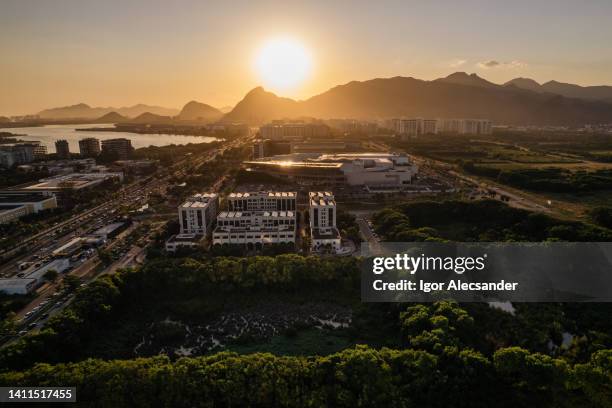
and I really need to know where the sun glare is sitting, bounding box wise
[255,37,312,93]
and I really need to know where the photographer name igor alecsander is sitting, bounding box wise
[370,253,519,292]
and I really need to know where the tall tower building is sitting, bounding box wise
[55,140,70,159]
[309,191,341,252]
[79,138,101,157]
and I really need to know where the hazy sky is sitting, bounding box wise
[1,0,612,115]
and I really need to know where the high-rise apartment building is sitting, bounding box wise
[55,140,70,159]
[392,118,492,138]
[79,138,101,157]
[178,193,219,235]
[101,138,133,159]
[309,191,341,252]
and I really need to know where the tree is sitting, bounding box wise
[589,207,612,229]
[400,301,475,353]
[43,269,59,282]
[0,312,17,336]
[62,275,81,292]
[96,248,113,266]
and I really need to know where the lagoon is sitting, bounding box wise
[2,124,217,153]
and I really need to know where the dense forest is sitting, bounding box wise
[372,199,612,242]
[1,345,609,407]
[0,200,610,406]
[461,164,612,194]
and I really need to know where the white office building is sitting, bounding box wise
[227,191,296,212]
[0,192,58,224]
[166,193,219,252]
[309,192,341,252]
[245,153,418,191]
[213,210,296,246]
[213,191,298,247]
[179,193,219,235]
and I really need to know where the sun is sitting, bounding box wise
[255,37,312,93]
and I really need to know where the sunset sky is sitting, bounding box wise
[1,0,612,116]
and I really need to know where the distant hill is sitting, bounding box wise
[127,112,173,124]
[94,111,127,123]
[223,75,612,125]
[436,72,498,88]
[176,101,223,122]
[0,116,9,123]
[222,87,300,124]
[505,78,612,101]
[37,103,179,120]
[219,105,234,113]
[117,104,179,118]
[504,77,542,92]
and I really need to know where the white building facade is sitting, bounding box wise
[309,191,341,252]
[213,191,298,247]
[227,191,296,212]
[179,193,219,235]
[166,193,219,252]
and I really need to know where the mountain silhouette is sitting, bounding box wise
[436,72,498,88]
[127,112,173,124]
[94,111,127,123]
[177,101,223,122]
[505,78,612,101]
[38,103,179,119]
[223,75,612,125]
[223,87,300,123]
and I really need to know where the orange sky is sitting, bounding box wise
[1,1,612,116]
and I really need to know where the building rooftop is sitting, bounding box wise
[0,278,37,290]
[310,198,336,207]
[309,191,336,207]
[167,233,204,243]
[213,226,295,234]
[92,222,125,237]
[218,210,294,218]
[228,191,296,198]
[244,160,343,169]
[0,193,54,204]
[180,193,217,207]
[0,204,24,211]
[16,173,123,192]
[311,227,341,240]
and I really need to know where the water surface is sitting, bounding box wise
[2,124,217,153]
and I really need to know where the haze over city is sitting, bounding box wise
[2,0,612,116]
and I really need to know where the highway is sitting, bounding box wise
[0,134,248,277]
[0,134,252,345]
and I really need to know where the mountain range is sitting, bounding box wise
[37,100,225,124]
[504,78,612,102]
[37,103,180,120]
[33,73,612,126]
[222,73,612,125]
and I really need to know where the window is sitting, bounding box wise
[181,210,188,231]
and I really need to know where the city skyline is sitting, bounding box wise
[2,0,612,116]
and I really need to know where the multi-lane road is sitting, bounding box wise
[0,134,249,277]
[0,134,252,345]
